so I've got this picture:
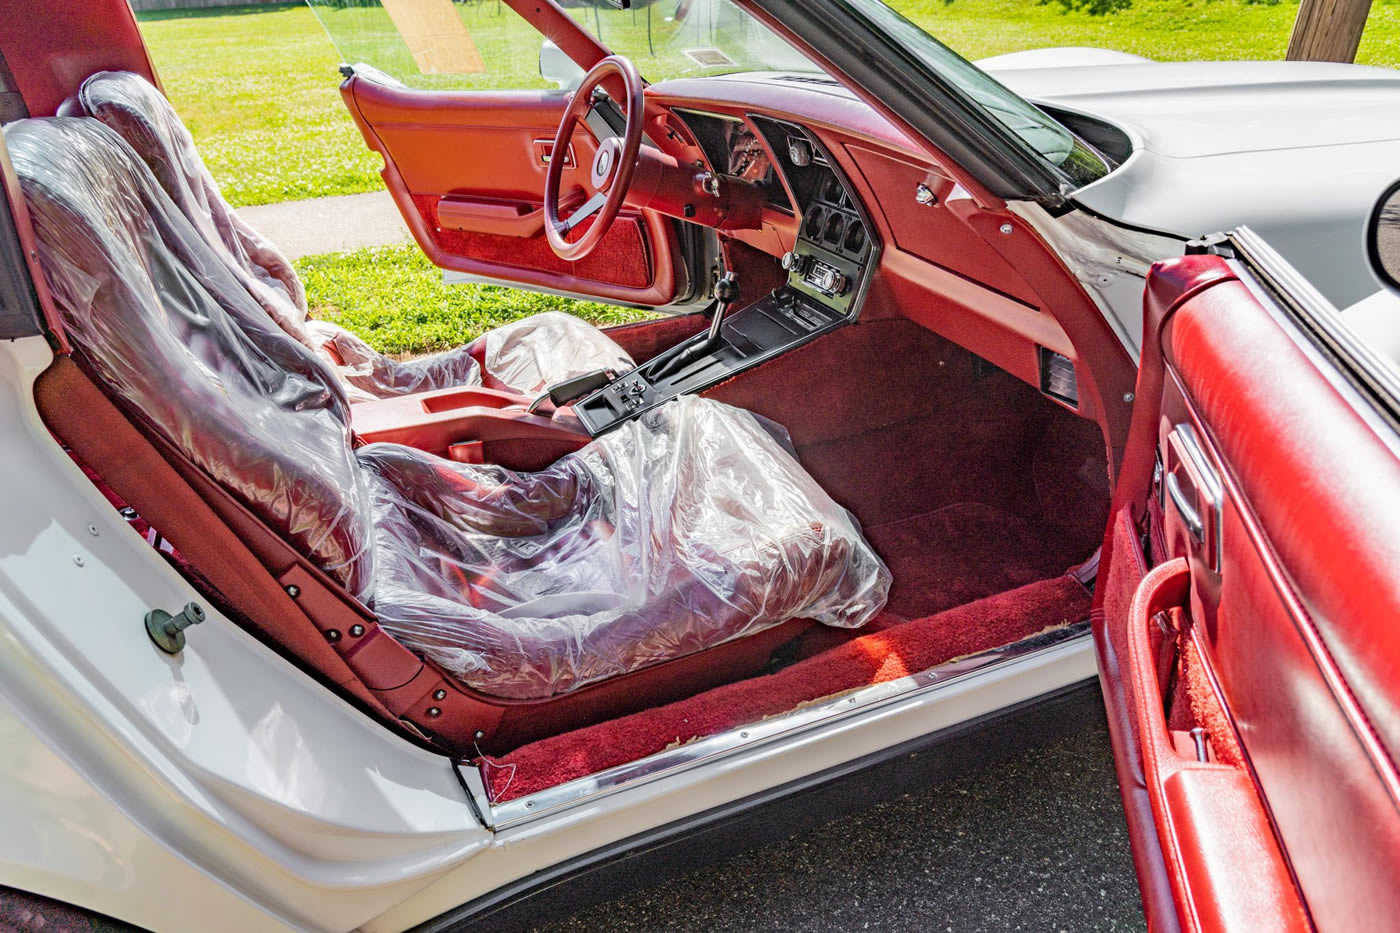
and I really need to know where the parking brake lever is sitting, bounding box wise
[527,367,616,415]
[648,271,739,383]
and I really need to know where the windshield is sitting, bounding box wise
[565,0,820,80]
[308,0,1104,186]
[835,0,1105,183]
[573,0,1104,184]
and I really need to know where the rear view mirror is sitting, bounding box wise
[1366,179,1400,291]
[540,40,585,91]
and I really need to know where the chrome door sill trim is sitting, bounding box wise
[478,622,1090,830]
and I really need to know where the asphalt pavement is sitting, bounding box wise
[532,721,1145,933]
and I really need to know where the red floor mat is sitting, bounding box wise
[481,574,1091,803]
[867,502,1091,620]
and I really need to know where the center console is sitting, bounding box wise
[352,385,591,470]
[575,119,879,436]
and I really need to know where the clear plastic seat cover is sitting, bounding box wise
[10,117,890,699]
[76,70,634,401]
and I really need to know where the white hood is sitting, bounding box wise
[981,51,1400,307]
[983,52,1400,157]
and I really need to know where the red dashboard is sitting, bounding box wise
[647,75,1099,425]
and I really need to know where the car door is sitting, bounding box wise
[1095,229,1400,932]
[311,0,688,307]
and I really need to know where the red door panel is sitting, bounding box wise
[1099,251,1400,932]
[341,76,678,305]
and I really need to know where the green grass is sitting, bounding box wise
[294,244,650,355]
[897,0,1400,64]
[137,0,1400,208]
[137,4,382,206]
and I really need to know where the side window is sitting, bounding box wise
[306,0,556,91]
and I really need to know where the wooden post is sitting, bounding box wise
[1287,0,1374,63]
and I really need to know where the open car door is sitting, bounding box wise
[1097,229,1400,931]
[311,0,691,307]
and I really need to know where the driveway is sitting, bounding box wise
[533,719,1145,933]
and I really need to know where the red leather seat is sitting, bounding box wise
[75,70,633,402]
[10,116,889,700]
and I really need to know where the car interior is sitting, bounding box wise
[0,0,1131,807]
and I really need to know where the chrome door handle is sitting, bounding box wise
[1165,423,1223,574]
[1166,471,1204,542]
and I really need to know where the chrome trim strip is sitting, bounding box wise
[482,623,1089,830]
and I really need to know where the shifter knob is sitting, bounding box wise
[715,271,740,306]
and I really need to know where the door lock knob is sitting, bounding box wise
[145,601,206,654]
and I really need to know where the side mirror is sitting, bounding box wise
[540,40,585,91]
[1366,179,1400,291]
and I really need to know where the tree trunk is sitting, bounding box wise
[1287,0,1374,63]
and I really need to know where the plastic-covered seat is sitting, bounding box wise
[10,116,890,699]
[76,70,633,402]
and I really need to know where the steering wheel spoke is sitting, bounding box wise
[544,55,645,261]
[559,191,608,235]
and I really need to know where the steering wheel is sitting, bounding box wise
[544,55,645,261]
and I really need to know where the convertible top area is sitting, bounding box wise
[7,3,1400,932]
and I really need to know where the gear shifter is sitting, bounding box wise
[647,270,739,382]
[705,271,741,347]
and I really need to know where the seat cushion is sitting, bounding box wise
[76,69,634,400]
[478,310,634,396]
[360,395,890,699]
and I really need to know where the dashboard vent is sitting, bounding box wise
[1038,347,1079,408]
[775,74,841,86]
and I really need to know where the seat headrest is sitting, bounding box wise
[6,116,374,593]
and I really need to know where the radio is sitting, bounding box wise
[804,259,849,297]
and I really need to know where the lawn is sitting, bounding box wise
[295,244,645,354]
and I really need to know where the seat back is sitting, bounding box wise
[8,117,374,594]
[76,70,497,401]
[77,70,316,348]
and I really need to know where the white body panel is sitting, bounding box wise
[0,338,487,931]
[983,54,1400,310]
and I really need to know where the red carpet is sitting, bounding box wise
[867,502,1092,620]
[482,574,1092,802]
[476,320,1107,802]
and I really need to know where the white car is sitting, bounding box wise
[1,0,1398,931]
